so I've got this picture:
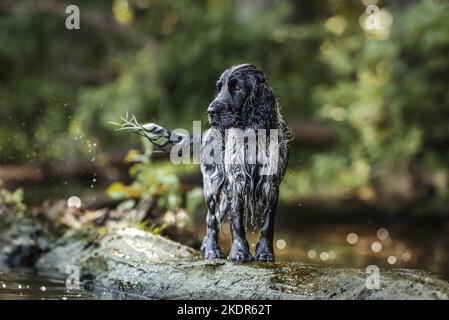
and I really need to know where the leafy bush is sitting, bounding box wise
[106,138,203,216]
[0,187,26,215]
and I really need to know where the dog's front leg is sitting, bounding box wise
[229,208,253,262]
[201,193,224,260]
[255,188,278,262]
[201,210,224,259]
[228,182,253,262]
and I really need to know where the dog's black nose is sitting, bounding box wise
[207,103,217,115]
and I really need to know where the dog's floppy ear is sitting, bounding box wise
[243,70,278,129]
[257,81,278,128]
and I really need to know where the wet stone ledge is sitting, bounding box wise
[32,226,449,300]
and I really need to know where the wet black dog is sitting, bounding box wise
[121,64,292,262]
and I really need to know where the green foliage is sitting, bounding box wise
[136,221,168,235]
[0,188,26,214]
[281,0,449,200]
[186,187,205,214]
[106,138,200,213]
[106,139,179,211]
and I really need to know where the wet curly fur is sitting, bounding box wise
[123,64,292,262]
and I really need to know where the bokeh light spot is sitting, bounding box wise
[371,241,383,253]
[276,239,287,250]
[67,196,82,208]
[347,233,359,245]
[307,250,317,259]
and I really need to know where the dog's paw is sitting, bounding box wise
[201,237,224,260]
[203,248,225,260]
[255,239,275,262]
[228,249,253,263]
[228,239,253,263]
[254,250,275,262]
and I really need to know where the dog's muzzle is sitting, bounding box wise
[207,102,224,126]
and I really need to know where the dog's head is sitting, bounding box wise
[207,64,278,130]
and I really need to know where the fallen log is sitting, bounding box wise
[35,226,449,300]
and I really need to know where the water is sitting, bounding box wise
[274,224,449,278]
[0,269,103,300]
[1,223,448,299]
[198,222,449,281]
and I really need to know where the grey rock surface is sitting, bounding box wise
[35,226,449,300]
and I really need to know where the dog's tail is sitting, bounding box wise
[116,114,198,157]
